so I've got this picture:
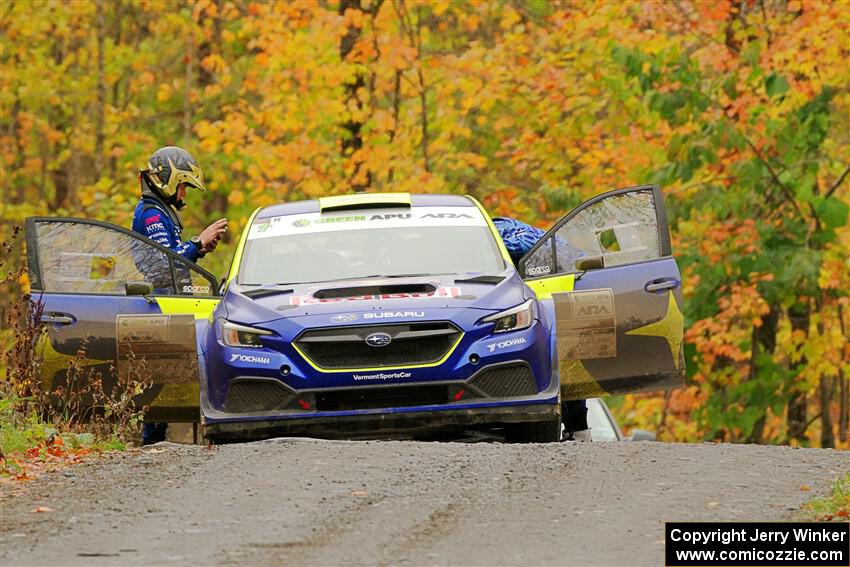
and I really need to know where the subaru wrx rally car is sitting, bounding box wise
[26,186,684,443]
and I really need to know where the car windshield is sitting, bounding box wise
[238,207,505,285]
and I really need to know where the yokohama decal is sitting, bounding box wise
[289,287,462,305]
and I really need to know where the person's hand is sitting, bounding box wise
[199,218,228,253]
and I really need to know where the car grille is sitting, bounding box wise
[224,379,294,413]
[295,322,461,370]
[313,385,449,411]
[468,363,536,397]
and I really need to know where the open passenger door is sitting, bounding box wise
[25,217,221,420]
[519,185,684,399]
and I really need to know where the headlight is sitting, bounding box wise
[219,319,272,348]
[482,299,535,334]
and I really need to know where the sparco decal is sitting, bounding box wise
[182,284,211,294]
[486,337,528,353]
[526,265,551,276]
[290,287,462,305]
[363,311,425,319]
[229,354,271,364]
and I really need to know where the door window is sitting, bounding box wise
[28,219,218,297]
[521,186,668,278]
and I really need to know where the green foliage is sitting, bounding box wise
[803,472,850,521]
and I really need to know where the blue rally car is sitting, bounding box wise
[25,186,684,443]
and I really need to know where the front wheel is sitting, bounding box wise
[505,416,561,443]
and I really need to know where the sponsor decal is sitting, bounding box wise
[526,265,551,276]
[363,311,425,319]
[182,284,211,295]
[352,371,412,381]
[249,207,488,239]
[554,288,617,359]
[229,353,272,365]
[331,313,359,323]
[364,332,392,347]
[576,304,611,317]
[290,287,461,305]
[144,214,162,225]
[420,213,473,219]
[486,336,528,353]
[146,222,166,232]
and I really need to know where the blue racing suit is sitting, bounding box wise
[131,194,201,445]
[132,197,201,262]
[493,217,588,434]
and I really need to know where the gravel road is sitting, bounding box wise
[1,439,846,566]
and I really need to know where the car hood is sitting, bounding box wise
[220,271,529,325]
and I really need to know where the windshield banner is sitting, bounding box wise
[247,207,487,240]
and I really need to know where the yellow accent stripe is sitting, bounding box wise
[525,273,575,299]
[465,195,514,264]
[156,297,220,320]
[319,192,411,211]
[292,331,464,374]
[227,207,261,284]
[559,359,608,398]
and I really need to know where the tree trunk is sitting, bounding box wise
[840,368,848,444]
[94,0,106,176]
[786,302,811,444]
[746,303,779,444]
[184,33,194,145]
[339,0,368,192]
[820,376,835,448]
[415,8,429,172]
[387,69,402,183]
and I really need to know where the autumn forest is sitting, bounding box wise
[1,0,848,447]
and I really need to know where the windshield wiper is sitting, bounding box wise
[379,273,439,278]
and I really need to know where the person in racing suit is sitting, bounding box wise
[132,146,228,445]
[492,217,591,441]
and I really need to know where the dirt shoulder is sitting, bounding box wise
[1,440,846,566]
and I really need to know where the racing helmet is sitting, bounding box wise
[141,146,206,209]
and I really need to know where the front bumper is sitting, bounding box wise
[200,358,560,441]
[202,398,559,442]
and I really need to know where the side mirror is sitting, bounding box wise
[575,255,604,271]
[628,428,656,442]
[125,281,154,297]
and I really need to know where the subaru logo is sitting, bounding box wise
[365,333,392,347]
[331,313,358,323]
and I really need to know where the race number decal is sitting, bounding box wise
[116,314,198,383]
[553,288,617,359]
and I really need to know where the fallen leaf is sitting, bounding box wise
[800,485,811,491]
[31,506,53,513]
[349,491,368,496]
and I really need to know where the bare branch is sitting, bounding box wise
[824,165,850,199]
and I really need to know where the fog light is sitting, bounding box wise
[280,365,291,376]
[469,354,480,365]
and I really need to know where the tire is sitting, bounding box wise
[505,416,561,443]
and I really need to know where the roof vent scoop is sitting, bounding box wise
[319,193,411,212]
[313,283,436,300]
